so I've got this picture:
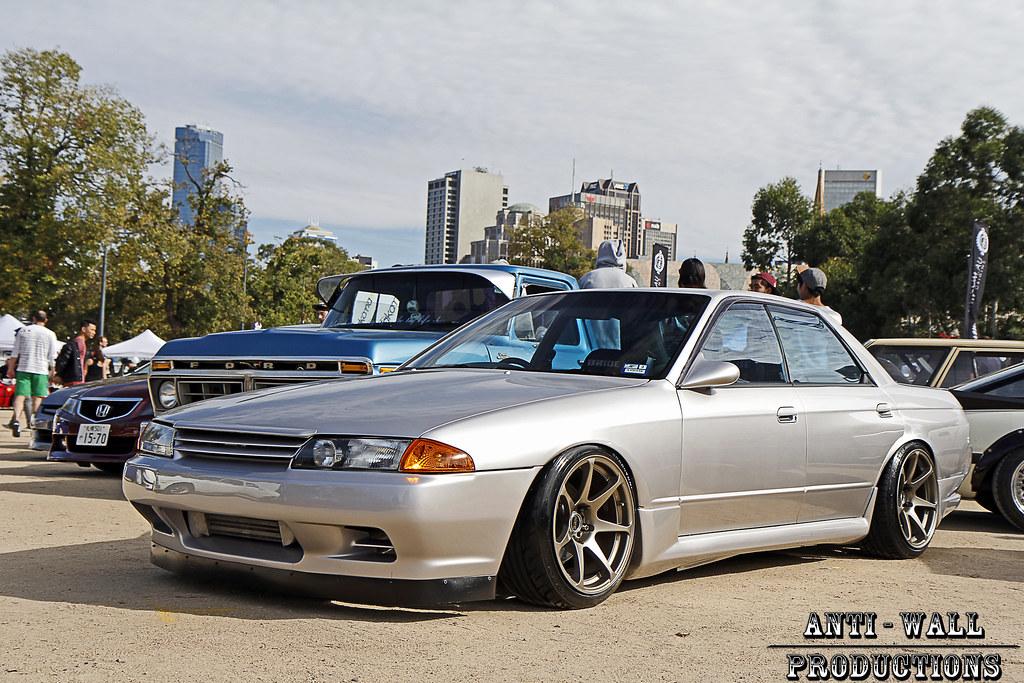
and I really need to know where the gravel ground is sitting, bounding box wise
[0,412,1021,682]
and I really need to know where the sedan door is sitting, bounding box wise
[767,305,903,523]
[677,302,806,535]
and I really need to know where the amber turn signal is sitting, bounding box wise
[399,439,475,473]
[151,360,172,371]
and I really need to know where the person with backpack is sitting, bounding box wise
[5,310,59,437]
[55,320,97,387]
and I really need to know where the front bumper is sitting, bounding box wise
[48,418,141,464]
[151,545,497,606]
[123,456,540,604]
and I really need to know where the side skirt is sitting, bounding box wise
[628,515,869,580]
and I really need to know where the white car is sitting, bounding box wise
[951,363,1024,530]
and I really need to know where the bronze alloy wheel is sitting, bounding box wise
[550,454,635,596]
[896,447,939,549]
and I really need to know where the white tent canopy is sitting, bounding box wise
[103,329,165,360]
[0,314,23,353]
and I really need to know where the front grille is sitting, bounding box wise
[174,427,307,462]
[178,380,244,405]
[251,378,321,391]
[78,398,140,422]
[205,514,284,544]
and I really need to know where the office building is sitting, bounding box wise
[549,179,642,257]
[574,216,618,251]
[468,203,542,264]
[353,254,377,269]
[641,219,678,260]
[424,168,508,264]
[172,125,224,225]
[290,223,337,243]
[814,168,881,215]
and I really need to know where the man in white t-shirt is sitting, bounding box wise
[5,310,59,437]
[797,268,843,327]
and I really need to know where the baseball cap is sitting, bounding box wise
[753,272,778,289]
[799,267,827,291]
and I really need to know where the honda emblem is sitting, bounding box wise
[95,404,111,419]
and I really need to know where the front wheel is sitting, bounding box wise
[991,450,1024,532]
[862,443,939,559]
[500,447,636,609]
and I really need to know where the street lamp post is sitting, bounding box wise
[99,244,108,337]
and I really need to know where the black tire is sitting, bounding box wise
[500,446,636,609]
[991,450,1024,532]
[93,462,124,475]
[862,443,939,559]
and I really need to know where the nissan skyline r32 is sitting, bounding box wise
[125,289,971,609]
[147,264,578,414]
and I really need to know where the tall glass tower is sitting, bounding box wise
[172,125,224,225]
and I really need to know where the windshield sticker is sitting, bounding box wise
[623,363,649,376]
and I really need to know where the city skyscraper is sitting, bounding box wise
[813,168,881,215]
[549,179,643,257]
[172,125,224,225]
[424,168,508,264]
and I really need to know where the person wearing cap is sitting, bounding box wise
[796,267,842,326]
[750,272,778,295]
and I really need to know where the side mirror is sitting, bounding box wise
[678,360,740,390]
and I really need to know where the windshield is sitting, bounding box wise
[406,290,710,379]
[324,272,511,332]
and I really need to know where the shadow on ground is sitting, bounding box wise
[920,547,1024,583]
[0,462,126,501]
[940,509,1020,535]
[0,534,465,623]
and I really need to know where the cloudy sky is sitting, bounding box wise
[4,1,1023,265]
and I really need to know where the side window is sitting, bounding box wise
[941,351,1024,388]
[522,279,570,295]
[769,306,868,385]
[699,303,787,384]
[982,374,1024,399]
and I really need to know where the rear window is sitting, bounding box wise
[868,345,949,385]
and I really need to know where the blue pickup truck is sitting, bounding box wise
[148,263,578,413]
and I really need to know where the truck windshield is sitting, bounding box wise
[324,272,511,331]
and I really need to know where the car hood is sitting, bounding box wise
[40,374,144,410]
[72,377,151,400]
[156,326,446,366]
[163,370,643,438]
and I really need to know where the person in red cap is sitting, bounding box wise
[750,272,778,295]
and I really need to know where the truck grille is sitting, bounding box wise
[205,514,285,544]
[174,427,307,462]
[178,380,244,405]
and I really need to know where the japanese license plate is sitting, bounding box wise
[76,423,111,447]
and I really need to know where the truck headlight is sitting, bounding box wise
[292,437,412,471]
[156,381,178,409]
[138,421,175,458]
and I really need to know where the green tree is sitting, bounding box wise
[250,235,365,328]
[741,177,812,282]
[105,162,251,339]
[508,207,595,279]
[903,106,1024,337]
[0,48,155,336]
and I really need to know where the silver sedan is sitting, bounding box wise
[124,290,971,608]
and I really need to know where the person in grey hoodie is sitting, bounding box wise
[579,239,638,289]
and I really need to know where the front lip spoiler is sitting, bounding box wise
[151,545,497,607]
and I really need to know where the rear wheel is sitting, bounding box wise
[500,447,636,609]
[991,450,1024,532]
[862,443,939,559]
[93,462,124,475]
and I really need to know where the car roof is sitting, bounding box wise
[866,338,1024,349]
[359,263,578,284]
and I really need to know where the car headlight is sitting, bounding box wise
[137,421,175,458]
[156,381,178,409]
[59,397,81,416]
[292,437,412,471]
[291,437,474,473]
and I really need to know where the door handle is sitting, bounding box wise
[876,402,894,418]
[777,406,798,423]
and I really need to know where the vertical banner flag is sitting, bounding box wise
[963,221,990,339]
[651,243,670,287]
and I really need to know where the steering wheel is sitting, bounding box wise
[496,356,532,370]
